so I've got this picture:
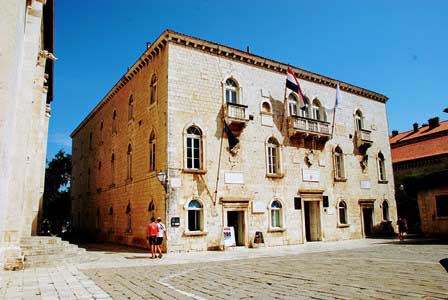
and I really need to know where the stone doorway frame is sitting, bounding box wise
[359,199,376,237]
[220,197,250,247]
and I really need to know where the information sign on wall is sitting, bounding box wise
[360,180,371,189]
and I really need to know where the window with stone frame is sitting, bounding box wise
[126,144,132,180]
[149,130,156,172]
[288,93,298,116]
[382,200,390,221]
[112,110,117,134]
[128,95,134,121]
[111,152,115,185]
[312,99,324,121]
[266,137,281,176]
[354,110,364,131]
[300,97,310,118]
[125,203,132,233]
[270,200,283,228]
[338,201,348,225]
[150,74,157,105]
[187,199,203,231]
[334,146,346,180]
[378,152,387,182]
[225,78,239,104]
[185,126,203,170]
[435,195,448,217]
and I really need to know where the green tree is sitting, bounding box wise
[43,150,72,230]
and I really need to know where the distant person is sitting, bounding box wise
[147,217,159,259]
[156,217,166,258]
[397,216,407,241]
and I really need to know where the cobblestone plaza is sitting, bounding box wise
[1,239,447,299]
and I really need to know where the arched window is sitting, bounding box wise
[89,131,93,150]
[87,168,90,189]
[270,200,283,228]
[300,97,310,118]
[112,110,117,134]
[149,130,156,172]
[111,152,115,184]
[100,121,104,142]
[125,202,132,233]
[312,99,322,121]
[334,146,345,180]
[338,201,348,225]
[148,199,155,212]
[127,144,132,180]
[185,126,203,170]
[382,200,389,221]
[187,199,203,231]
[288,93,298,116]
[261,101,271,113]
[266,137,281,175]
[355,110,364,131]
[225,78,239,104]
[378,152,387,182]
[128,95,134,121]
[150,74,157,105]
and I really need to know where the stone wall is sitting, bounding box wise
[71,46,169,247]
[0,0,53,269]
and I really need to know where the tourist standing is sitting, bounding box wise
[156,217,166,258]
[397,216,407,241]
[147,217,159,258]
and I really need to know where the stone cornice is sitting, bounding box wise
[71,29,388,138]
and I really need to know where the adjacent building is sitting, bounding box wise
[0,0,55,268]
[391,116,448,236]
[71,30,396,252]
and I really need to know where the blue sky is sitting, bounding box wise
[47,0,448,160]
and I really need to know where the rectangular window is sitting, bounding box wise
[271,210,280,227]
[436,195,448,217]
[188,210,201,231]
[268,147,278,174]
[186,137,201,169]
[289,102,297,116]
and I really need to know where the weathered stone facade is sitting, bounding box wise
[71,30,396,252]
[0,0,55,268]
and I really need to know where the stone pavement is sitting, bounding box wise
[1,239,447,299]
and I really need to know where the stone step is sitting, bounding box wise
[19,236,91,268]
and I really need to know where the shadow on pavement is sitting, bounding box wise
[77,242,149,254]
[372,237,448,246]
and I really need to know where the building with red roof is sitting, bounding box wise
[390,115,448,236]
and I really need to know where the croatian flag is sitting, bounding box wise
[286,67,305,106]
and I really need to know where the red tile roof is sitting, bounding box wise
[390,119,448,163]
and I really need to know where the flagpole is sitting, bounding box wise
[280,84,288,132]
[330,82,339,139]
[213,125,225,206]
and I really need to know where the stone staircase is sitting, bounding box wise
[20,236,92,268]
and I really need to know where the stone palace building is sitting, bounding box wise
[71,30,396,252]
[0,0,55,268]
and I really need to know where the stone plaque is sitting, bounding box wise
[224,172,244,184]
[360,180,371,189]
[302,169,320,182]
[252,201,265,213]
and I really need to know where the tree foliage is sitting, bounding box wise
[43,150,72,223]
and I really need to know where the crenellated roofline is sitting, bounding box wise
[71,29,388,138]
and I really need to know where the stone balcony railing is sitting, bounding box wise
[287,116,331,140]
[224,103,248,130]
[355,128,373,152]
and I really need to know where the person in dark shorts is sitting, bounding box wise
[147,217,159,258]
[397,216,407,241]
[156,217,166,258]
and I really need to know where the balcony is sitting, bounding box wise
[287,116,331,140]
[355,128,373,152]
[224,103,248,131]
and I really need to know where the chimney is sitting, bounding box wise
[246,46,251,53]
[392,130,398,137]
[413,123,419,133]
[428,117,440,129]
